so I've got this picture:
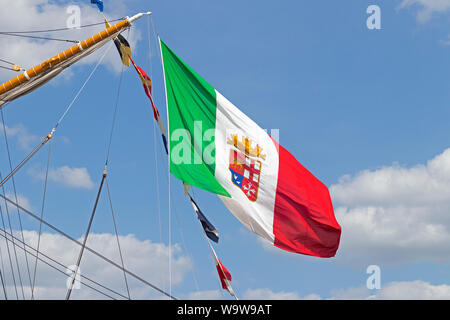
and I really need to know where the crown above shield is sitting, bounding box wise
[227,134,266,160]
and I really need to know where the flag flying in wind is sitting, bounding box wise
[104,18,131,67]
[189,195,219,243]
[160,39,341,258]
[130,57,168,154]
[112,34,131,66]
[90,0,104,12]
[210,244,235,297]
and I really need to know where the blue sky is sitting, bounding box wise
[0,0,450,299]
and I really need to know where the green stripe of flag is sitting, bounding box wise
[160,39,230,197]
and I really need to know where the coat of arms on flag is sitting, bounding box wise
[227,134,266,202]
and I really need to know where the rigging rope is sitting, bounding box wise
[154,145,201,293]
[0,108,34,299]
[0,189,18,299]
[0,236,7,299]
[168,157,172,299]
[171,192,201,292]
[0,18,124,34]
[104,41,126,164]
[145,21,165,295]
[0,58,24,72]
[100,45,131,299]
[198,209,227,298]
[0,58,16,65]
[188,192,238,300]
[0,273,5,299]
[105,178,131,299]
[151,16,174,298]
[0,32,79,43]
[0,43,113,190]
[0,134,52,189]
[149,15,204,297]
[0,257,6,299]
[0,65,22,72]
[31,139,51,299]
[0,171,25,299]
[66,167,106,300]
[54,42,113,129]
[0,227,129,300]
[147,14,163,249]
[0,193,176,299]
[64,42,124,299]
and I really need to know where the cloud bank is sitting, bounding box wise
[399,0,450,23]
[331,148,450,265]
[0,230,191,299]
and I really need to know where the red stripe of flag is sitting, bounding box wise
[271,138,341,258]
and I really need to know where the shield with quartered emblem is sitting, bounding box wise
[227,135,265,202]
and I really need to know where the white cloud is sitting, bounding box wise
[332,149,450,207]
[4,192,33,212]
[238,281,450,300]
[40,165,95,190]
[222,281,450,300]
[331,280,450,300]
[330,286,372,300]
[184,288,319,300]
[0,230,192,300]
[439,35,450,46]
[0,123,39,151]
[0,0,141,83]
[330,148,450,264]
[186,289,224,300]
[375,280,450,299]
[243,288,319,300]
[399,0,450,22]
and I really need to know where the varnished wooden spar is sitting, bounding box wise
[0,12,150,99]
